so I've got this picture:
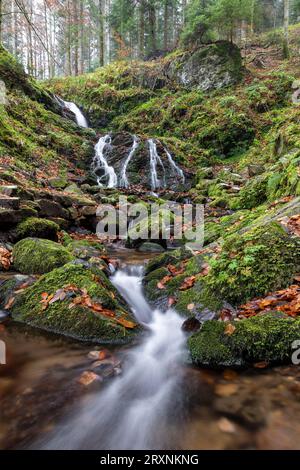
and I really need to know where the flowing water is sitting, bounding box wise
[35,264,186,450]
[164,147,185,184]
[148,139,166,190]
[93,134,118,188]
[119,135,139,189]
[63,101,89,128]
[2,254,300,450]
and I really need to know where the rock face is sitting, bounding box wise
[167,42,243,91]
[92,132,190,192]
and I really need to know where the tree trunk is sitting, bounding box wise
[283,0,290,58]
[148,2,156,55]
[138,0,145,59]
[163,0,169,51]
[0,0,3,44]
[98,0,104,67]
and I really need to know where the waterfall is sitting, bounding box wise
[36,265,186,450]
[119,135,139,189]
[93,135,118,188]
[63,100,89,128]
[148,139,166,190]
[164,147,185,184]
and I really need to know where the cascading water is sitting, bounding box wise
[93,134,118,188]
[164,147,185,184]
[119,135,139,189]
[36,265,186,450]
[63,100,89,128]
[148,139,166,190]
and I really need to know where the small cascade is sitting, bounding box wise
[93,135,118,188]
[164,147,185,184]
[63,100,89,128]
[119,135,139,189]
[38,265,186,450]
[148,139,166,190]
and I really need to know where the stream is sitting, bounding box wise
[2,250,300,450]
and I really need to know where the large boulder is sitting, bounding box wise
[16,217,60,241]
[13,238,74,274]
[167,41,243,91]
[3,263,139,343]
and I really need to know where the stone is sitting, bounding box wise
[37,199,69,220]
[79,205,97,217]
[48,176,68,190]
[167,41,243,92]
[16,217,60,241]
[0,196,20,210]
[0,185,18,197]
[0,309,10,322]
[138,242,165,253]
[12,238,74,274]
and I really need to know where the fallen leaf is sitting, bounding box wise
[254,361,269,369]
[4,297,15,310]
[224,323,236,336]
[168,297,176,307]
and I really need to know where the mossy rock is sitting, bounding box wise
[67,240,106,260]
[16,217,59,241]
[235,175,269,210]
[9,263,139,343]
[188,312,300,369]
[204,222,300,305]
[13,238,74,274]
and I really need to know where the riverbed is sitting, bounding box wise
[1,250,300,450]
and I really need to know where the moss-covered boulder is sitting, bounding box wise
[13,238,74,274]
[188,312,300,368]
[66,240,106,260]
[168,41,243,91]
[8,263,138,343]
[16,217,60,241]
[204,222,300,305]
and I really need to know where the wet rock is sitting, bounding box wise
[138,242,165,253]
[0,196,20,210]
[0,185,18,197]
[0,309,10,322]
[182,317,201,333]
[78,371,102,386]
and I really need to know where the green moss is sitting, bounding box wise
[235,175,269,209]
[204,222,300,305]
[16,217,59,241]
[10,263,138,343]
[13,238,74,274]
[188,313,300,368]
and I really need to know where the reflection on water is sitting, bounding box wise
[2,321,300,450]
[1,250,300,450]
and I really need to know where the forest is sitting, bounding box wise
[0,0,299,78]
[1,0,300,455]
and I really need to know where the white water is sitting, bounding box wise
[93,134,118,188]
[164,147,185,184]
[38,265,186,450]
[148,139,166,190]
[63,100,89,128]
[119,135,139,189]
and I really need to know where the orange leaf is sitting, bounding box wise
[224,323,236,336]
